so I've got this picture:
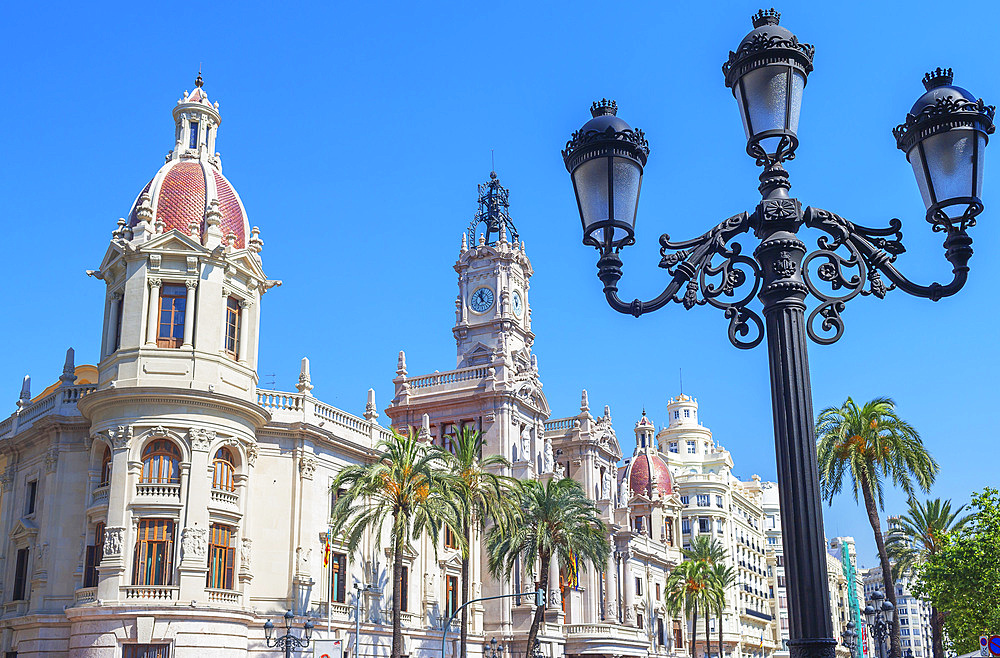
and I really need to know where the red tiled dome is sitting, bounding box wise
[628,452,673,498]
[128,159,248,248]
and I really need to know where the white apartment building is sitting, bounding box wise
[655,397,778,658]
[860,566,933,658]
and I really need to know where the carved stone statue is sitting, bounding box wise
[182,527,207,559]
[241,538,253,570]
[602,467,613,501]
[543,438,554,473]
[624,603,636,623]
[104,527,125,556]
[296,546,312,575]
[554,462,566,479]
[519,425,531,460]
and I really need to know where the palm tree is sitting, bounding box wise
[486,477,611,658]
[886,498,970,658]
[816,396,939,658]
[709,562,737,658]
[685,536,729,658]
[437,427,522,658]
[330,429,463,658]
[666,557,712,657]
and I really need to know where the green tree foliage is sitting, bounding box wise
[666,536,729,658]
[886,498,970,658]
[816,396,938,658]
[912,489,1000,656]
[486,477,611,658]
[436,427,521,658]
[330,429,463,658]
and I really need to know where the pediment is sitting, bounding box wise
[225,250,268,281]
[98,242,126,272]
[384,543,420,561]
[141,229,208,254]
[437,553,463,570]
[10,518,38,541]
[516,381,551,415]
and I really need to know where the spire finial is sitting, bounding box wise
[296,356,313,394]
[922,67,954,91]
[751,8,780,28]
[590,99,617,118]
[195,67,204,88]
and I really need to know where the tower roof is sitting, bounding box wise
[626,451,673,498]
[126,75,250,248]
[466,171,519,247]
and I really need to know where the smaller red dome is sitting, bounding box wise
[628,452,672,498]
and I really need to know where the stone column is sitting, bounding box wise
[105,291,122,357]
[623,555,636,625]
[181,280,198,348]
[98,425,134,601]
[605,553,618,622]
[239,300,252,363]
[178,429,213,601]
[145,278,162,345]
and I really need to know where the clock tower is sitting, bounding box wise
[453,171,535,370]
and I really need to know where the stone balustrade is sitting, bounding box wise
[257,389,392,445]
[136,482,181,499]
[122,585,179,601]
[206,588,241,605]
[74,587,97,605]
[210,488,239,507]
[0,384,96,439]
[91,484,110,506]
[406,366,488,390]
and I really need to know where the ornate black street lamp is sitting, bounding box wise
[562,9,993,658]
[484,637,506,658]
[842,621,859,658]
[864,591,895,658]
[264,610,315,658]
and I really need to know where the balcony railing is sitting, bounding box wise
[136,482,181,499]
[210,488,239,507]
[206,588,241,605]
[257,389,393,444]
[122,586,178,601]
[74,587,97,605]
[91,484,110,505]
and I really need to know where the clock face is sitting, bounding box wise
[512,291,523,318]
[470,287,494,313]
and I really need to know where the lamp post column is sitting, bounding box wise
[754,192,835,658]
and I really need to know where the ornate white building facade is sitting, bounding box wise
[0,79,692,658]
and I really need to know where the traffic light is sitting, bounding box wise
[535,589,546,608]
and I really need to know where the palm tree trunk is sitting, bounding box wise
[691,601,698,658]
[460,523,470,658]
[859,476,901,658]
[718,607,724,658]
[390,516,405,658]
[525,552,549,658]
[705,608,711,658]
[931,607,944,658]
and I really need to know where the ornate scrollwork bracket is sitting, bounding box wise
[800,207,972,344]
[598,211,765,349]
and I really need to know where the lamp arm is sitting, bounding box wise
[598,211,765,349]
[803,207,972,301]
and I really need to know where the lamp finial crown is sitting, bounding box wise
[922,67,954,91]
[590,99,617,118]
[751,8,781,28]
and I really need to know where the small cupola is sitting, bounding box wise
[666,393,699,427]
[171,71,222,161]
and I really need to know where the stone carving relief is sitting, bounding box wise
[241,538,253,571]
[296,546,312,575]
[45,448,59,472]
[299,456,317,480]
[108,425,133,450]
[624,603,636,623]
[246,442,259,467]
[104,527,125,556]
[182,526,208,559]
[554,462,566,479]
[189,428,216,452]
[1,466,15,492]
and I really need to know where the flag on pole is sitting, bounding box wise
[323,532,331,568]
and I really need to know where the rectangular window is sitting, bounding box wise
[189,121,199,149]
[400,566,409,612]
[669,442,678,453]
[656,583,661,601]
[697,494,710,507]
[133,519,175,586]
[767,536,777,545]
[634,516,644,534]
[716,495,724,508]
[25,480,37,515]
[699,518,710,534]
[445,575,458,619]
[635,577,642,597]
[444,526,458,550]
[331,552,347,603]
[156,284,187,348]
[716,519,724,535]
[777,575,786,587]
[682,518,691,533]
[687,441,696,454]
[123,645,170,658]
[673,620,683,648]
[657,618,665,645]
[207,524,235,590]
[637,613,643,630]
[441,423,457,454]
[84,523,106,588]
[776,555,784,567]
[684,409,690,417]
[12,548,29,600]
[901,629,910,636]
[224,296,241,359]
[680,495,689,505]
[114,295,124,351]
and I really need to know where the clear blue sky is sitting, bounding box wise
[3,0,997,568]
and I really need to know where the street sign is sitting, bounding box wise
[989,635,1000,657]
[314,639,343,658]
[981,636,989,657]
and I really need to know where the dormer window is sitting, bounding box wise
[189,121,199,148]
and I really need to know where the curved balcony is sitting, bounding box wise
[135,482,181,500]
[122,585,178,601]
[210,487,239,508]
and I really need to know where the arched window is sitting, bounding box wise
[140,440,181,484]
[212,448,235,491]
[100,446,112,486]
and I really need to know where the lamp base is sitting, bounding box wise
[788,637,838,658]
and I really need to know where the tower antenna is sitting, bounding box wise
[491,149,495,173]
[679,368,683,394]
